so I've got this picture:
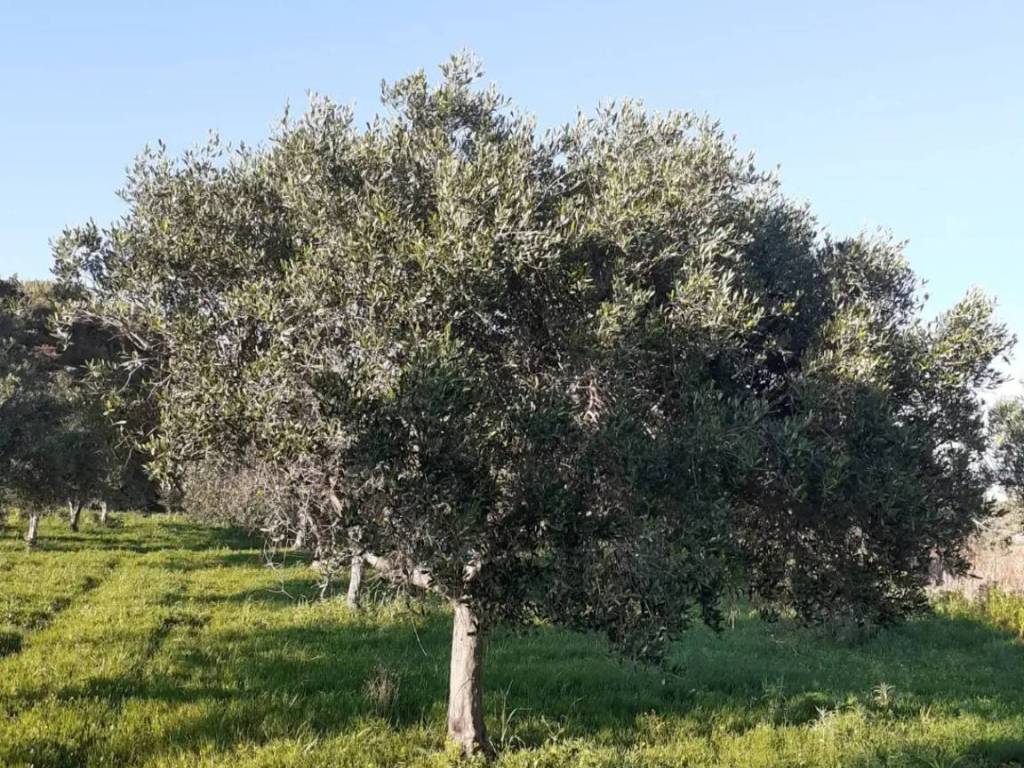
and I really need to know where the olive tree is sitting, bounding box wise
[57,55,1012,754]
[0,278,122,542]
[991,395,1024,503]
[743,285,1012,620]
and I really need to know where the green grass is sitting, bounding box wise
[1,514,1023,767]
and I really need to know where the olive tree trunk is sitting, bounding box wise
[98,501,109,525]
[25,513,39,547]
[346,552,364,609]
[447,601,491,756]
[68,500,83,532]
[291,515,308,551]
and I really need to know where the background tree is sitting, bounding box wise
[0,277,149,542]
[991,395,1024,504]
[178,451,316,551]
[57,55,1012,755]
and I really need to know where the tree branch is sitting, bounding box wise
[361,552,440,594]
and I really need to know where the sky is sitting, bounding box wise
[2,1,1022,386]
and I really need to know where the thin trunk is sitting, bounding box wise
[291,515,307,551]
[447,601,491,757]
[98,501,109,525]
[68,500,83,532]
[346,552,364,609]
[25,514,39,547]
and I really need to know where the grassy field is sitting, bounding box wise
[1,514,1023,767]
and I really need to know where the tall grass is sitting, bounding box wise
[931,508,1024,600]
[1,513,1023,767]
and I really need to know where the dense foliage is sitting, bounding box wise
[0,278,153,539]
[0,280,108,524]
[991,395,1024,503]
[55,55,1012,752]
[742,287,1012,623]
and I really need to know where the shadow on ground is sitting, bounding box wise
[10,599,1024,765]
[3,516,1024,767]
[23,519,261,554]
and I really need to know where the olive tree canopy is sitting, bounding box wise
[56,55,1013,754]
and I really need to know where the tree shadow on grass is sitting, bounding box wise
[966,738,1024,766]
[192,576,325,606]
[8,600,1023,767]
[189,605,1024,748]
[5,537,1024,768]
[145,549,294,574]
[31,519,262,554]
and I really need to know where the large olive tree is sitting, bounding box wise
[57,55,1012,754]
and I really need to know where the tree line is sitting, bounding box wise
[2,54,1022,755]
[0,278,155,542]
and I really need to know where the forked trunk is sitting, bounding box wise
[98,501,109,525]
[68,500,83,532]
[447,601,491,757]
[346,552,364,609]
[25,514,39,547]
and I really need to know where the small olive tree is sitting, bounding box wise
[991,395,1024,503]
[58,55,1012,754]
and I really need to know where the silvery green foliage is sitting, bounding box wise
[56,54,1012,656]
[992,396,1024,503]
[742,285,1013,624]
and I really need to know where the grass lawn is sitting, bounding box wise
[1,513,1023,767]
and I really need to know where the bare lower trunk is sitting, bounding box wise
[447,601,491,756]
[98,501,109,525]
[26,514,39,547]
[346,552,364,609]
[68,500,83,532]
[291,516,307,551]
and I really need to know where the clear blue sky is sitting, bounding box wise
[2,1,1021,381]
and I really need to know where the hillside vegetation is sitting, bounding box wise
[1,514,1023,767]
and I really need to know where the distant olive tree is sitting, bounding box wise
[0,278,120,542]
[992,395,1024,504]
[0,275,156,542]
[57,55,1013,754]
